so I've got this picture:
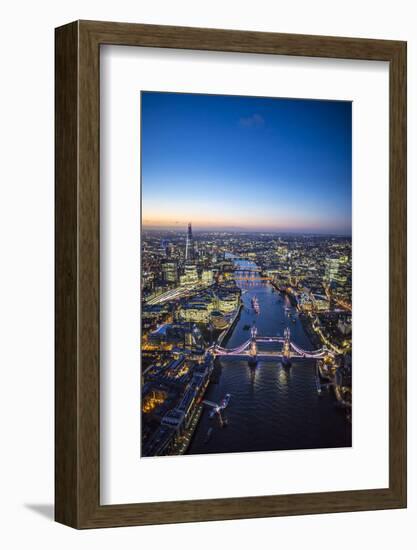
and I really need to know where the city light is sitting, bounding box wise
[141,224,352,457]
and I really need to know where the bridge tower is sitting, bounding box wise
[249,324,258,366]
[282,327,292,367]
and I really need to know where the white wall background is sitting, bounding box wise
[0,0,415,548]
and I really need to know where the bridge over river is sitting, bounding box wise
[187,255,351,456]
[210,326,331,361]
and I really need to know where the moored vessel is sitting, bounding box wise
[251,296,260,314]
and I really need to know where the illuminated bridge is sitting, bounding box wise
[209,326,331,361]
[232,266,271,282]
[232,266,262,272]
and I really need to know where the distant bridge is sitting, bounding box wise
[232,266,271,282]
[233,276,272,281]
[232,266,262,272]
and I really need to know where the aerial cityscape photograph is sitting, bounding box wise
[140,91,352,457]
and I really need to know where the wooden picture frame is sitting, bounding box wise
[55,20,407,528]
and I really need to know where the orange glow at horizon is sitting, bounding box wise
[142,215,343,232]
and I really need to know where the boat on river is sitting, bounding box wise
[208,393,231,418]
[220,393,231,409]
[251,296,260,314]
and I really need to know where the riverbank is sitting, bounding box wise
[270,279,298,306]
[299,312,323,349]
[171,404,204,455]
[217,302,243,348]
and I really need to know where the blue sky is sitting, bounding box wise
[141,92,352,235]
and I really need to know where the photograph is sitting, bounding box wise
[140,91,352,457]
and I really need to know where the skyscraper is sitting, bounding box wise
[324,257,339,282]
[185,222,194,262]
[162,261,178,283]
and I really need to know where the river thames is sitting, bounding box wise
[187,259,351,455]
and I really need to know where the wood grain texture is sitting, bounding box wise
[388,41,407,504]
[55,20,407,529]
[55,21,79,527]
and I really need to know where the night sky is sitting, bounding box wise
[141,91,352,235]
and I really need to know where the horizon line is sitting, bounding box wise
[142,226,352,237]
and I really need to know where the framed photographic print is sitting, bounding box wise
[55,20,407,528]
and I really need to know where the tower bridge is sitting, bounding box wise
[209,326,331,362]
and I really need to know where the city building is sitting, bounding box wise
[180,263,199,286]
[210,310,229,330]
[185,222,194,262]
[180,303,211,323]
[201,269,214,286]
[216,292,239,313]
[162,261,178,283]
[324,257,340,282]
